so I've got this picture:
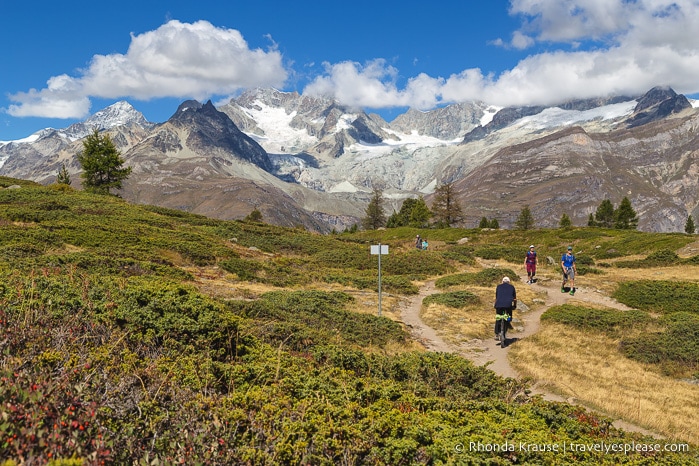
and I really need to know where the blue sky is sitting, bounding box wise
[2,0,699,141]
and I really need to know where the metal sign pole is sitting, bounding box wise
[370,243,389,317]
[378,243,382,317]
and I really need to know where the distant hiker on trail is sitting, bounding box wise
[524,245,538,284]
[422,239,428,250]
[561,246,577,295]
[415,235,422,249]
[494,276,516,340]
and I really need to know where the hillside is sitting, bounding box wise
[0,178,697,464]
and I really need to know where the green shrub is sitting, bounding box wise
[541,304,651,334]
[110,278,239,353]
[575,265,604,275]
[621,312,699,373]
[220,256,312,287]
[313,246,374,270]
[233,290,406,350]
[423,291,480,308]
[381,251,452,276]
[615,249,681,268]
[613,280,699,314]
[439,245,476,265]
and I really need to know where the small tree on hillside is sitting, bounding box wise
[478,217,489,228]
[395,198,418,226]
[409,196,431,227]
[587,213,595,227]
[77,129,131,195]
[245,208,263,222]
[685,215,695,234]
[386,210,400,228]
[56,163,71,185]
[559,213,572,229]
[614,196,638,230]
[515,205,534,230]
[489,218,499,229]
[431,182,463,228]
[362,187,386,230]
[594,199,615,228]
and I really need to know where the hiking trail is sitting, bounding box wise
[399,277,660,438]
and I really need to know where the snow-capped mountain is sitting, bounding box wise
[0,86,697,233]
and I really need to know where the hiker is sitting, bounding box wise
[561,246,577,295]
[421,239,428,250]
[415,235,422,249]
[524,244,538,284]
[494,276,517,340]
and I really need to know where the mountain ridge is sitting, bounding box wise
[0,86,697,233]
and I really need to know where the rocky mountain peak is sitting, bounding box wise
[166,99,272,171]
[627,86,691,127]
[53,101,151,141]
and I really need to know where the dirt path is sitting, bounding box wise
[399,278,660,438]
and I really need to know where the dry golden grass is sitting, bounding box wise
[420,281,548,344]
[421,303,493,343]
[509,322,699,445]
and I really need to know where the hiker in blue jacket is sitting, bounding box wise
[561,246,577,295]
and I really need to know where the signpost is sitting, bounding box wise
[370,243,389,316]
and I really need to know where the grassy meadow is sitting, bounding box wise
[0,177,697,464]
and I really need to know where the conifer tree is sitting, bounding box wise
[386,210,401,228]
[395,198,418,226]
[77,129,131,195]
[594,199,615,228]
[479,217,489,228]
[56,163,71,185]
[408,196,431,227]
[362,187,386,230]
[587,213,596,227]
[245,208,263,222]
[489,218,499,229]
[685,215,695,234]
[559,213,572,229]
[515,205,534,230]
[431,182,463,227]
[614,196,638,230]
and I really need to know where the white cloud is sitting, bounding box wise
[305,0,699,109]
[511,31,535,50]
[7,20,287,118]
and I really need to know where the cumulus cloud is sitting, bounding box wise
[7,20,287,118]
[306,0,699,109]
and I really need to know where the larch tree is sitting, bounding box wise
[431,182,463,228]
[362,187,386,230]
[685,215,696,234]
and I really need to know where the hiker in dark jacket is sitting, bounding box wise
[494,276,517,340]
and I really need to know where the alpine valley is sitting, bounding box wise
[1,86,698,233]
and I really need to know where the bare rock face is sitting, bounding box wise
[450,114,699,232]
[390,102,487,140]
